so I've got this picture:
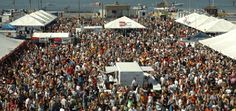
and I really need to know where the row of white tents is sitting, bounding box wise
[28,16,145,42]
[175,13,236,33]
[176,13,236,60]
[10,10,57,27]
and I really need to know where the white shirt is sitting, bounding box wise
[128,108,137,111]
[131,79,138,87]
[61,98,67,107]
[25,98,30,108]
[148,95,153,104]
[109,75,114,82]
[160,77,165,85]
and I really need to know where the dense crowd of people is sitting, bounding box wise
[0,15,236,111]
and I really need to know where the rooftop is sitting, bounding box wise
[116,62,143,72]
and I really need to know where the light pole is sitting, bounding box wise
[12,0,15,9]
[78,0,80,18]
[40,0,43,9]
[101,2,104,19]
[29,0,32,10]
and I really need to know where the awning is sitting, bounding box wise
[105,66,118,73]
[84,26,103,29]
[32,32,69,38]
[141,66,154,72]
[1,24,16,30]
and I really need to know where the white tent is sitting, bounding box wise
[30,13,49,24]
[38,10,57,20]
[175,13,201,26]
[197,19,236,33]
[176,12,236,33]
[32,32,69,38]
[104,16,146,29]
[200,29,236,59]
[10,10,57,27]
[188,15,215,28]
[10,14,45,26]
[0,34,25,60]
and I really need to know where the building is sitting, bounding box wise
[105,2,130,18]
[0,15,10,25]
[130,4,148,18]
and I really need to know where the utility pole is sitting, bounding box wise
[29,0,32,10]
[40,0,43,9]
[38,0,40,9]
[102,2,104,19]
[210,0,215,6]
[13,0,16,9]
[78,0,80,18]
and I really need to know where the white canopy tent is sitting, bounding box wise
[197,19,236,33]
[38,10,57,20]
[10,10,57,27]
[188,15,215,28]
[200,29,236,59]
[175,12,236,33]
[104,16,146,29]
[0,34,25,60]
[175,13,201,26]
[32,32,69,38]
[10,14,45,26]
[30,13,49,24]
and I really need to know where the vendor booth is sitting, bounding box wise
[105,62,153,86]
[32,32,71,44]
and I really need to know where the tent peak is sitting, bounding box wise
[104,16,146,29]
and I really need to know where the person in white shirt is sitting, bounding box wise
[128,105,137,111]
[147,94,153,106]
[131,78,138,90]
[60,96,67,109]
[25,97,30,109]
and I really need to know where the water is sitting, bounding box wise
[1,0,236,13]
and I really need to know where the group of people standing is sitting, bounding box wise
[0,15,235,111]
